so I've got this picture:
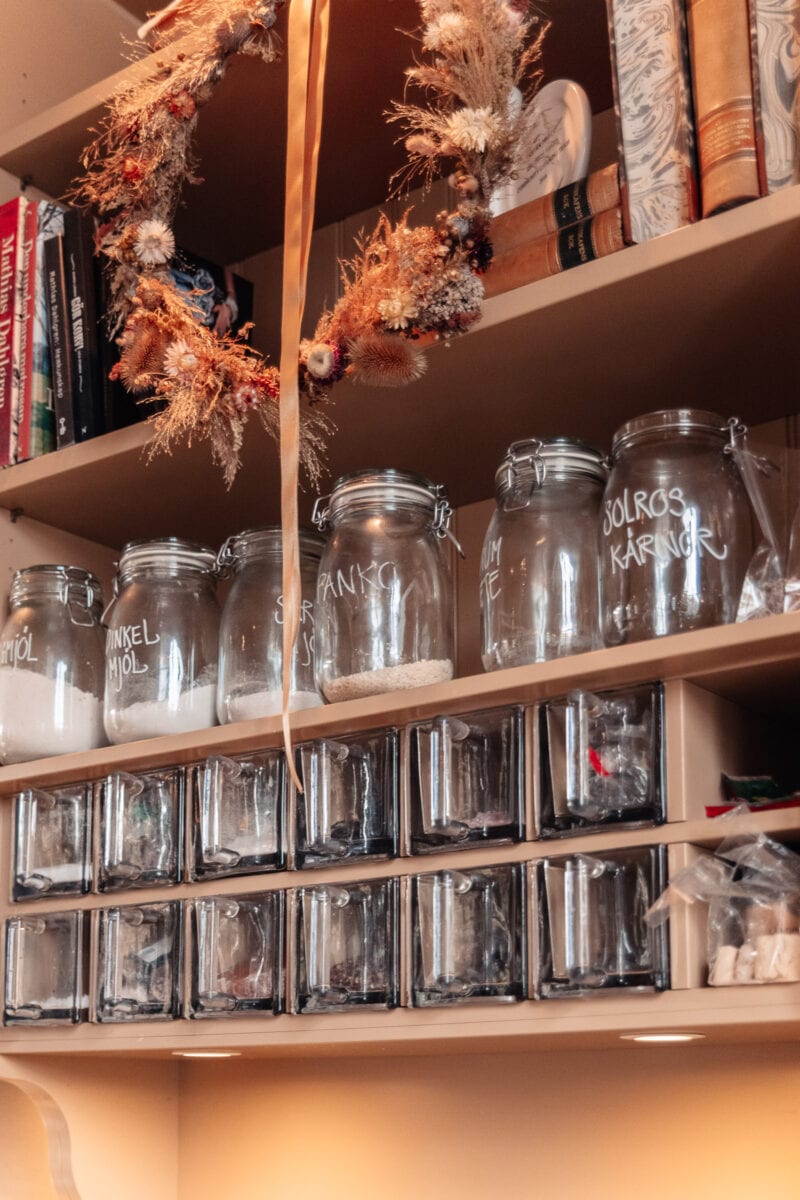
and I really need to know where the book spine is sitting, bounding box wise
[483,208,626,299]
[753,0,800,192]
[28,202,63,459]
[43,233,76,449]
[63,209,104,442]
[15,200,38,463]
[491,164,621,258]
[687,0,763,216]
[606,0,698,243]
[0,200,21,468]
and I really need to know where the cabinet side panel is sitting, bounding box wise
[0,510,117,611]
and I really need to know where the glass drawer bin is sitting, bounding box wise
[538,683,664,836]
[409,706,524,853]
[536,846,669,998]
[293,729,398,867]
[189,893,284,1017]
[411,864,526,1007]
[97,767,183,891]
[13,783,92,900]
[4,910,87,1025]
[191,751,284,880]
[294,879,399,1013]
[95,901,181,1022]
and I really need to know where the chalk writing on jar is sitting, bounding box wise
[602,485,728,574]
[275,596,315,669]
[0,626,37,666]
[480,536,503,606]
[106,620,160,688]
[317,561,398,602]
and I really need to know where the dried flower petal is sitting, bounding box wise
[443,106,502,154]
[163,338,198,379]
[134,218,176,266]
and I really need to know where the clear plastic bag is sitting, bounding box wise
[646,815,800,985]
[731,438,800,620]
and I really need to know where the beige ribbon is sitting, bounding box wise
[279,0,330,790]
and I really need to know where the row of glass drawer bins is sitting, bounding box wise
[11,684,664,899]
[4,847,669,1024]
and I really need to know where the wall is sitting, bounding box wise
[178,1043,800,1200]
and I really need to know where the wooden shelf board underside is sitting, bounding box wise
[2,983,799,1059]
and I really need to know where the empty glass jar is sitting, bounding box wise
[600,410,752,644]
[481,439,608,669]
[104,539,219,744]
[0,565,105,763]
[313,469,455,702]
[216,526,323,722]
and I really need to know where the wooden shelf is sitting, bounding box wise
[1,185,799,549]
[1,611,799,795]
[2,982,799,1059]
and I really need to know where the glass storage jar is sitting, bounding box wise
[104,539,219,744]
[313,469,455,703]
[0,566,105,764]
[216,526,323,723]
[600,410,752,645]
[481,439,608,669]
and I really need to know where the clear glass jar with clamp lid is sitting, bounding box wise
[312,469,459,703]
[600,410,752,645]
[216,526,324,723]
[0,565,106,763]
[104,538,220,745]
[481,438,609,669]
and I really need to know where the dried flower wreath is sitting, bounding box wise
[71,0,546,482]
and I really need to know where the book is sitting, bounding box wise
[28,202,63,459]
[14,199,38,463]
[686,0,764,216]
[606,0,698,243]
[0,197,31,468]
[753,0,800,192]
[491,164,621,258]
[62,207,104,443]
[43,232,76,449]
[483,207,626,299]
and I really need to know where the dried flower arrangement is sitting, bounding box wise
[71,0,546,481]
[300,0,548,403]
[72,0,329,485]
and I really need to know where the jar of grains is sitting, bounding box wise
[0,565,106,763]
[216,526,324,723]
[104,539,220,744]
[481,438,609,669]
[312,469,456,703]
[600,410,752,645]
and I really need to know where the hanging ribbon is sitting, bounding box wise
[279,0,330,790]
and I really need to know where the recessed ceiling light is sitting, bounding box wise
[620,1032,705,1044]
[172,1050,242,1058]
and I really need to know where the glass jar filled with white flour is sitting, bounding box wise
[312,469,456,703]
[0,565,106,763]
[104,539,219,744]
[216,526,324,722]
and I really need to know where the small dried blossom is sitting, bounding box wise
[405,134,438,158]
[163,338,198,379]
[423,12,469,50]
[303,341,335,380]
[378,288,418,330]
[233,383,260,411]
[443,106,502,155]
[134,218,176,266]
[167,90,197,119]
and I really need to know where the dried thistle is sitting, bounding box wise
[348,333,428,387]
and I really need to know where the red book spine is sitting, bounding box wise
[15,200,37,463]
[0,200,20,468]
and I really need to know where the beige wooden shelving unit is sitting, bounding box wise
[1,11,800,1196]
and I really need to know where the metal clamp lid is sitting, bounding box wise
[312,469,464,556]
[497,437,609,498]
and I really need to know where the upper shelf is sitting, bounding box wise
[0,0,613,263]
[0,185,799,549]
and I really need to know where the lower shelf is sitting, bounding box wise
[2,983,799,1059]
